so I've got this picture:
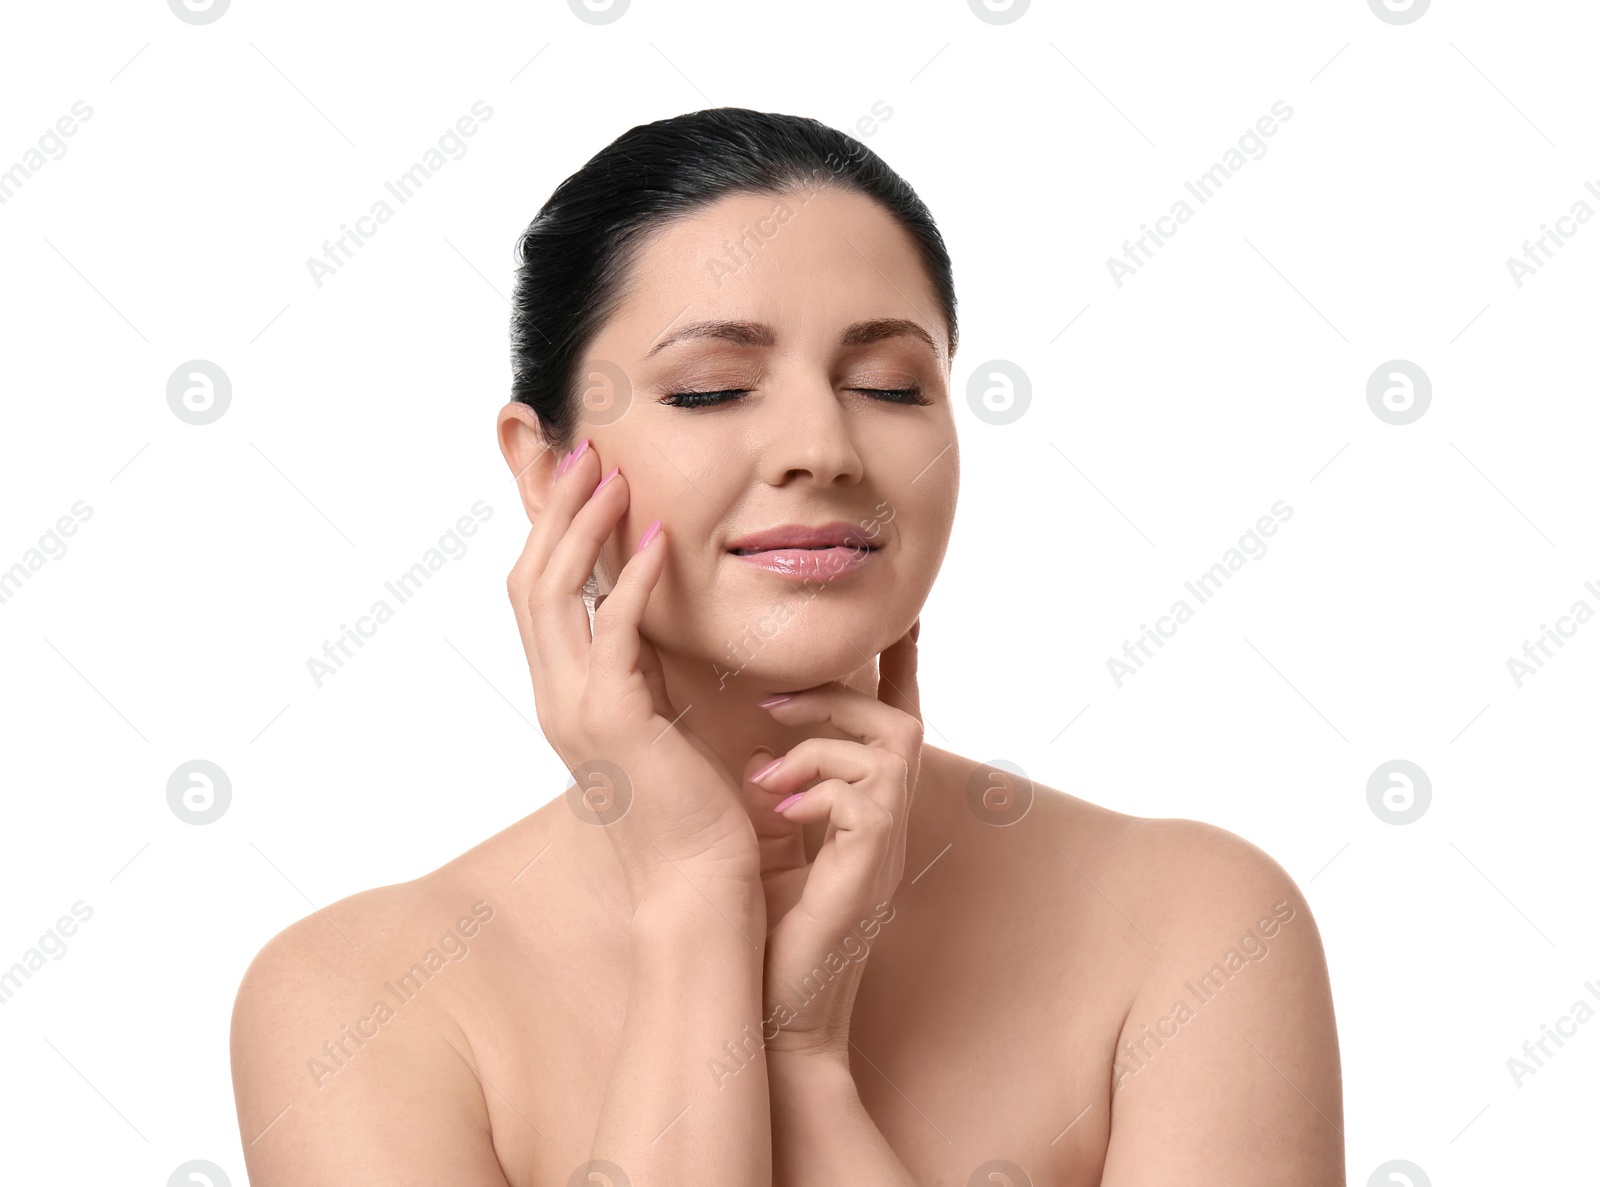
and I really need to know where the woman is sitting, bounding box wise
[230,107,1343,1186]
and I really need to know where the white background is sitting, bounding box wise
[1,0,1595,1182]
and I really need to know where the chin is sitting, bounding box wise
[706,630,881,693]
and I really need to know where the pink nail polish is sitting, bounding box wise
[773,792,805,813]
[637,518,662,552]
[592,465,619,495]
[757,694,792,708]
[751,757,783,783]
[556,438,589,479]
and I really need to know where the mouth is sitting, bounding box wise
[725,521,881,581]
[725,521,881,554]
[729,544,872,555]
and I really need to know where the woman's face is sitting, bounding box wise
[512,185,959,690]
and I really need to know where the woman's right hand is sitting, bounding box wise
[507,438,763,917]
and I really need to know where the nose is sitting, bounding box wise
[759,377,865,488]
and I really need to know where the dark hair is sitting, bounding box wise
[509,106,957,452]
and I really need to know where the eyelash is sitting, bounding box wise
[661,388,931,409]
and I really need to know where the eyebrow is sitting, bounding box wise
[646,317,941,359]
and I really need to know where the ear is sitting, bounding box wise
[497,402,561,522]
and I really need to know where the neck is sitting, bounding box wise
[656,641,880,833]
[548,646,957,920]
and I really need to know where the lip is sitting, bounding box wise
[726,520,880,582]
[729,545,877,581]
[726,520,880,553]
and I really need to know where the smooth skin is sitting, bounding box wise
[230,185,1344,1186]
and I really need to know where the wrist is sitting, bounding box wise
[766,1042,855,1093]
[629,877,765,947]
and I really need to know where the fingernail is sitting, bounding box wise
[773,792,805,813]
[751,757,784,783]
[592,465,619,495]
[756,694,792,708]
[555,438,589,479]
[636,518,663,552]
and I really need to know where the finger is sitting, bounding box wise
[590,565,673,718]
[523,444,620,673]
[760,684,922,822]
[751,737,902,813]
[506,519,592,724]
[630,627,675,721]
[768,780,899,935]
[875,617,921,722]
[741,748,808,864]
[759,681,922,773]
[541,452,624,600]
[505,521,548,674]
[588,516,667,690]
[762,738,911,884]
[506,440,601,679]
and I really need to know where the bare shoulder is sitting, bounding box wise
[1024,777,1314,943]
[229,868,514,1186]
[1061,809,1343,1184]
[1118,814,1312,920]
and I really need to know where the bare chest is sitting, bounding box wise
[464,877,1127,1187]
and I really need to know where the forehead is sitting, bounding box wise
[605,186,944,356]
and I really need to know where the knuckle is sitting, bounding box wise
[866,813,897,859]
[783,737,819,767]
[575,687,606,725]
[535,696,565,733]
[891,777,911,813]
[880,750,911,784]
[869,797,896,831]
[849,791,895,834]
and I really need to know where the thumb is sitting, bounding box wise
[742,747,808,862]
[743,746,778,786]
[876,616,921,721]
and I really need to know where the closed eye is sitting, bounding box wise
[661,388,930,409]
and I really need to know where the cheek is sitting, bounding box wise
[930,470,961,544]
[891,473,958,546]
[889,484,957,589]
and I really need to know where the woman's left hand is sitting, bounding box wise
[746,619,923,1061]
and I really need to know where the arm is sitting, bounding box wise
[767,1049,917,1187]
[589,881,773,1184]
[502,413,782,1180]
[230,915,512,1186]
[751,628,925,1187]
[1100,821,1344,1186]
